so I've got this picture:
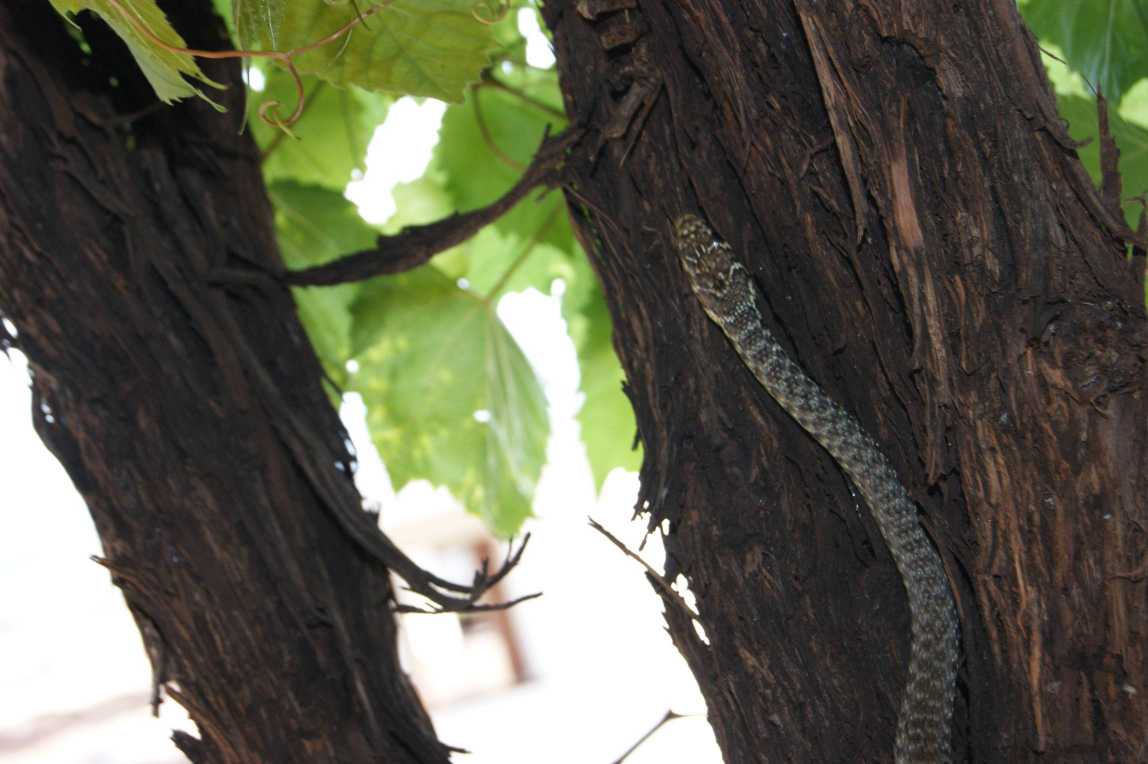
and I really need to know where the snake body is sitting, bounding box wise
[672,214,959,763]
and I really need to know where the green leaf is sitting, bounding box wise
[268,181,381,387]
[243,0,496,102]
[433,73,570,251]
[414,69,638,490]
[387,169,575,299]
[50,0,223,105]
[466,232,575,298]
[252,66,390,190]
[1054,94,1148,227]
[428,70,577,300]
[351,268,548,535]
[562,258,641,490]
[1022,0,1148,103]
[384,172,457,231]
[234,0,285,49]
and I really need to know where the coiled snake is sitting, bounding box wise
[672,214,959,763]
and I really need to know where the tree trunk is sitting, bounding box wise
[542,1,1147,762]
[5,0,1147,761]
[0,3,448,761]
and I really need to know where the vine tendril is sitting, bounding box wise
[101,0,391,131]
[471,0,510,25]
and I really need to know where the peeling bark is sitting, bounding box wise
[543,0,1147,761]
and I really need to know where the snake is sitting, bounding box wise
[672,214,959,763]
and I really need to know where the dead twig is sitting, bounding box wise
[610,709,696,763]
[587,517,695,618]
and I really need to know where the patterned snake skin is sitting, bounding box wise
[672,214,959,763]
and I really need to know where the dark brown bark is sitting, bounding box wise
[0,3,450,761]
[5,0,1147,761]
[543,1,1147,762]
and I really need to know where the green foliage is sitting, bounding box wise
[50,0,223,104]
[269,179,558,535]
[268,181,379,390]
[43,0,1148,538]
[52,0,495,107]
[234,0,284,49]
[427,74,641,493]
[350,268,548,536]
[1020,1,1148,228]
[1054,95,1148,221]
[1022,0,1148,104]
[43,0,650,533]
[253,66,391,191]
[240,1,496,102]
[565,264,641,487]
[435,72,569,251]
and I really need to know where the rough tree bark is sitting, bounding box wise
[0,3,451,761]
[542,0,1146,761]
[3,0,1146,762]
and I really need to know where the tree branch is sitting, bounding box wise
[480,70,568,122]
[284,128,581,286]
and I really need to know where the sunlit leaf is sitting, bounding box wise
[252,66,390,190]
[50,0,223,104]
[434,73,570,251]
[234,0,284,49]
[562,258,641,490]
[268,181,380,388]
[350,268,548,535]
[407,68,638,492]
[1054,94,1148,227]
[244,0,497,102]
[463,211,575,299]
[1022,0,1148,103]
[384,172,456,231]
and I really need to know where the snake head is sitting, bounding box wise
[672,214,745,313]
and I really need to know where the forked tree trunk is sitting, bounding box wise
[542,0,1146,761]
[0,3,447,761]
[3,0,1146,762]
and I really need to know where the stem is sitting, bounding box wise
[610,709,690,764]
[481,70,567,121]
[474,88,525,170]
[100,0,390,128]
[482,206,559,303]
[260,80,326,163]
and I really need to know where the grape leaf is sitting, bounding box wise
[384,172,457,232]
[1022,0,1148,104]
[268,181,380,388]
[384,172,574,299]
[252,66,390,190]
[464,228,576,299]
[241,0,496,102]
[562,257,641,490]
[1053,94,1148,227]
[350,267,548,535]
[50,0,223,104]
[430,72,576,298]
[234,0,284,49]
[413,70,639,491]
[433,72,570,252]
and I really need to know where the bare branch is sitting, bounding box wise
[284,128,582,286]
